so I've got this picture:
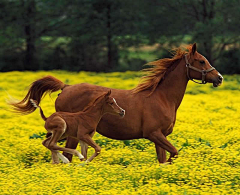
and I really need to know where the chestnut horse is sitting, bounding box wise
[9,43,223,163]
[29,90,125,164]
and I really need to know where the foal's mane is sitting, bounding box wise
[82,92,106,112]
[133,45,193,96]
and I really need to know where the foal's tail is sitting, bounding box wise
[8,76,66,114]
[29,99,47,121]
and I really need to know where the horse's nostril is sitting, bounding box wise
[218,76,223,81]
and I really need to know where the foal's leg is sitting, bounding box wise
[79,131,94,159]
[42,136,60,164]
[79,141,88,160]
[148,130,178,163]
[42,135,69,164]
[47,130,84,161]
[63,137,79,162]
[78,134,101,162]
[45,117,84,162]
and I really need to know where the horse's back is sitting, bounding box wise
[55,83,107,112]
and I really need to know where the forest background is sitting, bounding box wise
[0,0,240,73]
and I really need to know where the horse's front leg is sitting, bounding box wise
[148,130,178,163]
[155,124,174,163]
[155,144,166,163]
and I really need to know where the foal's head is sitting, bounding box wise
[102,90,125,117]
[92,90,125,117]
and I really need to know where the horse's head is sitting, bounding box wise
[102,90,125,117]
[185,43,223,87]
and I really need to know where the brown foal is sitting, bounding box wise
[30,90,125,164]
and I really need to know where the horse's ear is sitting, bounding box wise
[105,90,111,97]
[192,43,197,55]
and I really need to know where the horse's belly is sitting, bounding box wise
[97,122,143,140]
[94,111,143,140]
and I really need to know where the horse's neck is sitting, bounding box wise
[155,58,189,110]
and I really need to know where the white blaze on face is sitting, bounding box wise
[218,72,223,78]
[112,98,120,112]
[112,98,120,108]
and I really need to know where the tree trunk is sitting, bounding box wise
[23,0,37,70]
[203,39,213,65]
[201,0,214,65]
[106,3,112,71]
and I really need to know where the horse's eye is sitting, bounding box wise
[200,60,205,64]
[110,102,114,105]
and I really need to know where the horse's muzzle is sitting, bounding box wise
[213,74,223,87]
[119,109,125,117]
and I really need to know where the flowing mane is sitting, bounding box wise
[133,45,193,95]
[82,94,105,112]
[82,91,110,112]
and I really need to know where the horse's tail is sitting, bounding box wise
[8,76,66,115]
[29,99,47,121]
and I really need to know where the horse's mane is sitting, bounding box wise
[133,44,193,96]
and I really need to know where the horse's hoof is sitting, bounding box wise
[52,162,60,164]
[76,152,84,160]
[62,159,70,164]
[159,162,170,166]
[77,162,87,167]
[78,156,85,160]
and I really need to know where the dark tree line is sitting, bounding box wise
[0,0,240,73]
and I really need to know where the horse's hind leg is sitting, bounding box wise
[45,117,84,161]
[42,134,69,164]
[42,136,59,164]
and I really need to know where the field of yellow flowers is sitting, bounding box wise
[0,71,240,195]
